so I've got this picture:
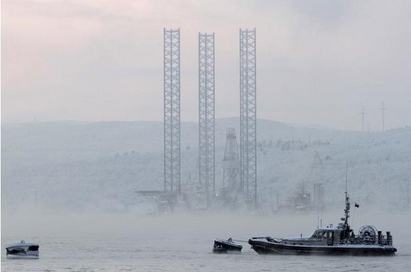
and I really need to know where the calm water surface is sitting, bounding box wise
[2,212,410,271]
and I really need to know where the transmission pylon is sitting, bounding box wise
[198,32,215,207]
[239,28,257,209]
[164,28,181,194]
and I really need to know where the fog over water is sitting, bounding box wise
[3,206,411,241]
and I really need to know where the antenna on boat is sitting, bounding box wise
[316,204,322,229]
[342,162,351,233]
[345,162,348,194]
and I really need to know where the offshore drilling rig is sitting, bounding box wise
[157,28,257,212]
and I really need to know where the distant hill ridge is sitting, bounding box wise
[1,117,361,155]
[2,119,410,212]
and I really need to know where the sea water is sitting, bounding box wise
[2,211,410,271]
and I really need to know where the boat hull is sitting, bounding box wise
[6,242,39,259]
[6,253,39,259]
[213,239,242,253]
[249,238,397,256]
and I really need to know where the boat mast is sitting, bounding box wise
[344,191,350,227]
[342,163,351,236]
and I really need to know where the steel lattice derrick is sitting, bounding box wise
[222,128,240,193]
[164,28,181,194]
[198,33,215,207]
[239,28,257,208]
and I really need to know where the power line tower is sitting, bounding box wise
[379,102,387,132]
[163,28,181,195]
[198,32,215,207]
[239,28,257,209]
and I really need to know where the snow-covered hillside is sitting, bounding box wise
[2,119,410,213]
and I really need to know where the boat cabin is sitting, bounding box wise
[281,227,344,246]
[310,228,343,245]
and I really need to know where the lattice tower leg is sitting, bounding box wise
[239,28,257,209]
[164,28,181,196]
[199,33,215,207]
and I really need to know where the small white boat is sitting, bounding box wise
[5,240,39,259]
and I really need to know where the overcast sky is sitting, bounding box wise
[2,0,411,130]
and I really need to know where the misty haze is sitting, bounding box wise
[2,0,411,271]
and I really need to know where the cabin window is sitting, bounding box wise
[28,246,39,251]
[314,231,325,239]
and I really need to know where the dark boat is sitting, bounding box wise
[213,238,242,253]
[249,192,397,256]
[5,240,39,259]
